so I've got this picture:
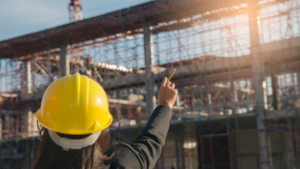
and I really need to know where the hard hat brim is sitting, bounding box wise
[48,129,101,150]
[36,109,113,135]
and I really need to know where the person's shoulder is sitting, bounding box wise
[108,143,142,169]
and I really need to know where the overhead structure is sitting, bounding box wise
[0,0,250,59]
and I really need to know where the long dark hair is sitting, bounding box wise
[32,128,118,169]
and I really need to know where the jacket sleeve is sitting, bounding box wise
[116,105,172,169]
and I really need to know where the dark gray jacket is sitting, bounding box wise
[55,105,172,169]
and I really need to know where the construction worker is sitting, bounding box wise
[32,73,177,169]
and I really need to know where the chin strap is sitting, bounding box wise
[48,130,101,151]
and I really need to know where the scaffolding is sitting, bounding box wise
[1,0,300,168]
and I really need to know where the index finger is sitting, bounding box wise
[161,77,167,87]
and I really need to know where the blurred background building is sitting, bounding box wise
[1,0,300,168]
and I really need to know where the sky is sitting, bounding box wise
[0,0,149,41]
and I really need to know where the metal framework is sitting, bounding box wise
[1,0,300,168]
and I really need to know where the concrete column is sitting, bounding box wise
[27,109,34,137]
[271,73,280,109]
[60,44,70,77]
[248,0,272,168]
[206,87,212,113]
[256,118,272,169]
[270,60,280,109]
[248,0,267,110]
[174,125,185,169]
[281,131,295,169]
[230,80,238,103]
[24,105,32,168]
[297,71,300,95]
[24,61,32,94]
[143,19,157,117]
[47,57,52,83]
[176,92,180,107]
[230,78,238,114]
[22,78,37,168]
[178,138,186,169]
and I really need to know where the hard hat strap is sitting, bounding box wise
[48,130,101,151]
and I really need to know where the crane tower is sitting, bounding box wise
[69,0,83,22]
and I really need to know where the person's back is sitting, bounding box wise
[32,73,177,169]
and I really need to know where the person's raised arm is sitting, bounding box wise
[158,76,178,109]
[116,77,177,169]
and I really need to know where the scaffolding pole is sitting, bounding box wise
[144,19,157,117]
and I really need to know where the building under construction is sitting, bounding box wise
[1,0,300,168]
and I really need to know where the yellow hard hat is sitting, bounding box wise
[36,73,113,135]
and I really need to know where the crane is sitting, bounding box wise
[69,0,83,22]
